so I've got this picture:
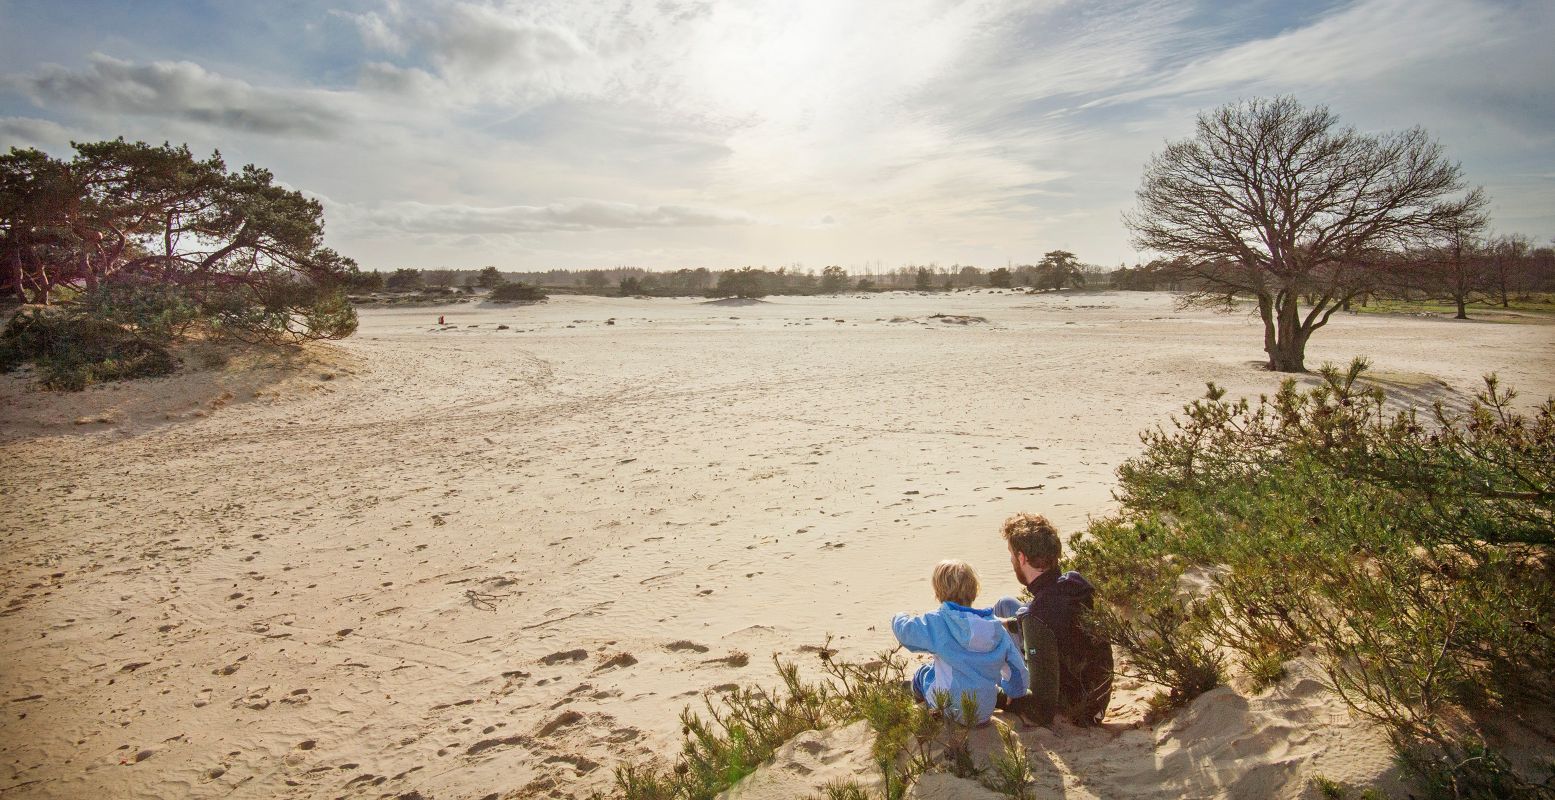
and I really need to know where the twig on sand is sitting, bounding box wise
[464,589,510,612]
[521,601,614,630]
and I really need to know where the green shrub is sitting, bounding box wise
[1398,739,1555,800]
[1092,600,1224,715]
[76,278,201,339]
[0,310,177,390]
[1071,359,1555,794]
[207,283,358,343]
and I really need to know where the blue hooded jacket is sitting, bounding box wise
[892,602,1030,723]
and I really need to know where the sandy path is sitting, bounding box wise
[1,291,1551,798]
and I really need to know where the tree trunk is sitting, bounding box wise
[82,250,97,292]
[1267,335,1307,371]
[6,250,25,305]
[1455,297,1468,319]
[1267,293,1308,372]
[1258,293,1278,367]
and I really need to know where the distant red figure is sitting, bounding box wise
[438,315,445,325]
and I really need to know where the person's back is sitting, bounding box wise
[1016,569,1112,725]
[891,560,1030,725]
[997,514,1113,726]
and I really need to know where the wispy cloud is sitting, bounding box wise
[7,54,351,137]
[1084,0,1507,109]
[331,7,407,55]
[348,199,756,236]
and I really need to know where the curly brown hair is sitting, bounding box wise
[1001,512,1061,570]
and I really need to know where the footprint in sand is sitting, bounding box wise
[535,710,584,738]
[605,727,641,743]
[702,651,751,668]
[538,649,587,665]
[663,640,709,654]
[591,653,637,672]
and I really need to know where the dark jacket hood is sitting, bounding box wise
[1027,570,1096,601]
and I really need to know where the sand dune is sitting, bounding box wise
[1,290,1550,798]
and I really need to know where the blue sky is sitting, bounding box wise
[2,0,1551,271]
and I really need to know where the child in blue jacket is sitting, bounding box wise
[892,559,1031,724]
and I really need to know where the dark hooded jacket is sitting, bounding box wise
[1016,570,1113,725]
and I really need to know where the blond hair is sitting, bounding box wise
[1002,513,1061,571]
[931,559,979,606]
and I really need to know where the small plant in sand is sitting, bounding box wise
[1310,774,1346,799]
[980,719,1036,800]
[810,781,875,800]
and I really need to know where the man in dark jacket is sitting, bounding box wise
[993,512,1113,726]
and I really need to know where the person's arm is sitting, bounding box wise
[891,612,934,653]
[1020,609,1060,725]
[999,628,1031,698]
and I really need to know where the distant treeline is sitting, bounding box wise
[348,241,1555,309]
[349,250,1137,298]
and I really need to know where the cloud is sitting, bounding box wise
[350,199,756,235]
[9,54,350,137]
[332,8,407,54]
[337,1,606,108]
[428,4,589,77]
[1083,0,1505,108]
[0,116,76,151]
[357,61,440,96]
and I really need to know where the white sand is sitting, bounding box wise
[1,290,1551,798]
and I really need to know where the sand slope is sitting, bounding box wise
[1,291,1550,798]
[737,658,1404,800]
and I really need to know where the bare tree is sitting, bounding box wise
[1127,97,1484,371]
[1403,216,1492,319]
[1487,234,1531,308]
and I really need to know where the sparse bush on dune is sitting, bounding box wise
[0,309,177,390]
[594,652,844,800]
[487,282,548,303]
[1072,358,1555,797]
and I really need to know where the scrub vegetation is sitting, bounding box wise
[592,645,1043,800]
[1072,360,1554,798]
